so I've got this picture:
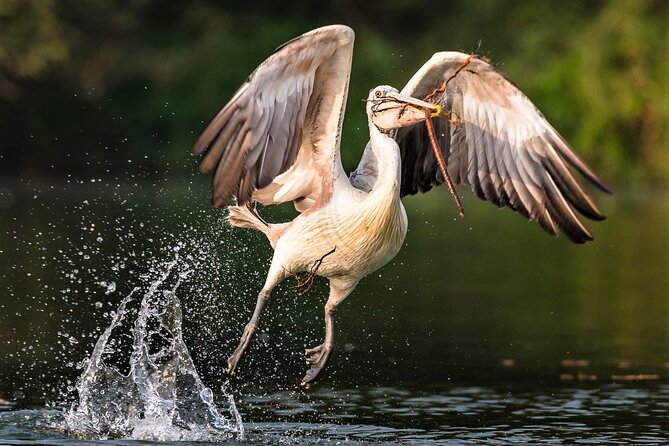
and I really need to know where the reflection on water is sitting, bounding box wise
[2,383,669,444]
[0,179,668,443]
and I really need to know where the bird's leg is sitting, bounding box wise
[300,302,336,388]
[300,283,354,388]
[227,265,287,376]
[227,289,271,376]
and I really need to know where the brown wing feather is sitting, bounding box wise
[193,25,354,210]
[352,52,610,243]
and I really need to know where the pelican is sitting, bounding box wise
[192,25,609,387]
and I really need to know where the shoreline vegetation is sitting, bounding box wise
[0,0,667,183]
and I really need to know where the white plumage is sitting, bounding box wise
[193,25,609,387]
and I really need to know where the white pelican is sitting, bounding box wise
[192,25,609,387]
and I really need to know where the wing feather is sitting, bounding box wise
[351,51,610,243]
[193,25,354,211]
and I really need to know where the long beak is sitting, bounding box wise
[387,91,443,117]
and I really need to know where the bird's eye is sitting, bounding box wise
[374,90,382,98]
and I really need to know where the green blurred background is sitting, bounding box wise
[1,0,667,182]
[1,0,669,407]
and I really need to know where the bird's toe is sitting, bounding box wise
[301,343,332,387]
[305,344,324,356]
[227,355,240,376]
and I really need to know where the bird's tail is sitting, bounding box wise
[227,205,270,236]
[227,205,288,249]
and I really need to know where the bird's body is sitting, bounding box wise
[192,25,609,387]
[272,123,407,285]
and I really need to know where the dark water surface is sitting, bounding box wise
[2,382,669,444]
[1,179,668,444]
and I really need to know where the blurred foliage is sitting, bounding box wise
[0,0,667,182]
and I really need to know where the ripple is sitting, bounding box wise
[2,382,669,445]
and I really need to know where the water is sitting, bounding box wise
[63,259,242,441]
[1,178,669,444]
[2,384,669,444]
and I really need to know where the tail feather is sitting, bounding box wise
[227,205,289,249]
[227,205,270,235]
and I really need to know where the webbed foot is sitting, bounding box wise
[299,342,333,388]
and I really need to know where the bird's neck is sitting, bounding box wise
[368,121,401,197]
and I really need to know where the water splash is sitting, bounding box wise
[63,257,243,441]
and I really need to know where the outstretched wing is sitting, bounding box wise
[353,52,610,243]
[193,25,354,211]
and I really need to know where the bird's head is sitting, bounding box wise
[366,85,442,133]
